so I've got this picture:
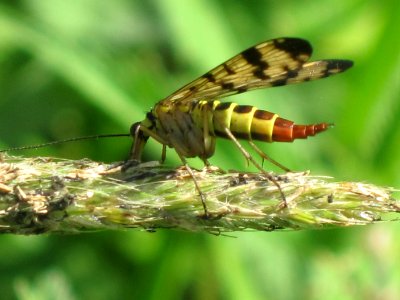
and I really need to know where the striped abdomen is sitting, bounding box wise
[194,100,330,142]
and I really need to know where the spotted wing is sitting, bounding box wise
[164,37,353,104]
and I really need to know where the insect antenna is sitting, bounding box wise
[0,133,131,153]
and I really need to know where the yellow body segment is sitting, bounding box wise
[229,106,257,139]
[212,101,238,133]
[250,112,278,142]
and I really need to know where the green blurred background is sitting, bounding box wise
[1,0,400,299]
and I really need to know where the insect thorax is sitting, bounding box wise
[146,101,217,160]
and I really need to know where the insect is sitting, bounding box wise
[130,37,353,217]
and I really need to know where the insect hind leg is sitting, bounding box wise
[248,140,291,172]
[223,127,288,207]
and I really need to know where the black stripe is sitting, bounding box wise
[215,102,233,111]
[214,130,249,140]
[234,105,253,114]
[231,131,250,140]
[253,110,275,120]
[214,130,228,138]
[251,132,270,142]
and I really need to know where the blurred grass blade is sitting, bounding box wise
[0,4,140,126]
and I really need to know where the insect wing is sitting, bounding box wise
[163,38,352,104]
[165,37,313,103]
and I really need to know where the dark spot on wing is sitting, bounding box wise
[273,38,312,61]
[242,47,262,65]
[242,47,268,69]
[241,47,270,80]
[271,78,288,87]
[284,65,299,78]
[203,72,216,82]
[324,60,354,77]
[223,63,235,75]
[221,82,235,90]
[326,59,354,72]
[321,70,330,78]
[254,69,268,79]
[236,86,248,93]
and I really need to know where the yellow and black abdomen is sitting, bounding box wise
[209,100,330,142]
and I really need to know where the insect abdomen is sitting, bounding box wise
[210,101,330,142]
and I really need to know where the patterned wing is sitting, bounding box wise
[164,37,353,104]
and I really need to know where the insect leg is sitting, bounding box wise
[248,140,291,172]
[130,122,147,161]
[131,124,169,161]
[176,152,209,218]
[133,124,210,217]
[161,145,167,163]
[223,127,287,207]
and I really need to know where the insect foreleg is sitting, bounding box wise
[130,123,168,161]
[130,122,147,161]
[161,145,167,163]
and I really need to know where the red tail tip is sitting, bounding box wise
[294,122,331,139]
[313,123,331,134]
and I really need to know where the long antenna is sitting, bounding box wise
[0,133,131,152]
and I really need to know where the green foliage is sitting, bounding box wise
[0,1,399,299]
